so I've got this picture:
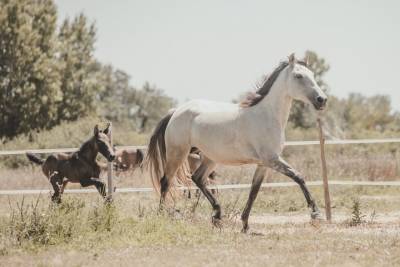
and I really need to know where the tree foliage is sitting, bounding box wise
[97,66,175,132]
[289,51,399,138]
[56,14,99,123]
[0,0,175,140]
[0,0,397,141]
[0,0,61,139]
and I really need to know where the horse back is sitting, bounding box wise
[57,156,99,182]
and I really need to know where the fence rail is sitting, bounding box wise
[1,138,400,156]
[1,137,399,197]
[1,180,400,196]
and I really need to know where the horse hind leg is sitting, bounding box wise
[49,172,62,203]
[159,146,191,208]
[60,180,68,194]
[190,158,221,226]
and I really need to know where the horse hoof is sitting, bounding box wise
[212,216,223,228]
[51,195,61,204]
[104,196,113,204]
[241,226,249,234]
[311,211,323,220]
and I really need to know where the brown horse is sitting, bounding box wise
[26,124,115,203]
[114,148,145,172]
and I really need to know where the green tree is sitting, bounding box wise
[129,82,176,132]
[97,64,134,122]
[343,93,395,133]
[56,14,99,123]
[97,65,176,133]
[0,0,61,139]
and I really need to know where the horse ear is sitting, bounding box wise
[94,124,99,137]
[304,55,309,67]
[103,122,111,135]
[288,53,296,65]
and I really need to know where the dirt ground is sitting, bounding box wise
[2,216,400,267]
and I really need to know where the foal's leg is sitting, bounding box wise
[49,172,62,203]
[60,180,68,194]
[269,157,320,218]
[241,165,267,233]
[191,158,221,225]
[80,178,107,198]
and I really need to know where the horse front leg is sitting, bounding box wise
[241,165,267,233]
[269,157,321,219]
[80,178,107,199]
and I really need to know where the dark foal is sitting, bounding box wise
[26,124,115,203]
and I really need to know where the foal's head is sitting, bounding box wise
[93,124,115,162]
[285,53,327,110]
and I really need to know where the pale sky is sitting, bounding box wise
[57,0,400,111]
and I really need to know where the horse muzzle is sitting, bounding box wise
[312,95,327,110]
[108,154,116,162]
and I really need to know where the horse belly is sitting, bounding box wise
[191,121,258,165]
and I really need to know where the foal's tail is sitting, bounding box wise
[26,153,44,165]
[145,110,191,194]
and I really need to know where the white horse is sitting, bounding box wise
[146,53,327,232]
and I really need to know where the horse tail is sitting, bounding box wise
[136,148,145,168]
[26,153,44,165]
[145,110,174,193]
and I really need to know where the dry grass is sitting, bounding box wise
[1,185,400,266]
[0,145,400,266]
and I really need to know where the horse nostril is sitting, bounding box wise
[109,154,115,161]
[316,96,326,104]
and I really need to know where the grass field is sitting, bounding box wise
[0,146,400,266]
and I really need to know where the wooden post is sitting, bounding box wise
[107,122,113,201]
[317,118,332,221]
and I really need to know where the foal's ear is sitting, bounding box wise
[103,122,111,135]
[288,53,296,65]
[94,124,100,137]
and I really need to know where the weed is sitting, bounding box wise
[349,198,366,226]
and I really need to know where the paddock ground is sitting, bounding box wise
[1,178,400,267]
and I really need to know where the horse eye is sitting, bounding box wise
[295,73,303,79]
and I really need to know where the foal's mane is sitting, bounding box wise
[76,136,97,161]
[240,60,308,108]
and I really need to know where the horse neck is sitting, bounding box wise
[78,138,98,164]
[253,74,293,133]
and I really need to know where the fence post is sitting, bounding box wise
[317,118,332,222]
[107,122,113,201]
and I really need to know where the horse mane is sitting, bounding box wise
[240,60,308,108]
[78,136,94,153]
[76,136,97,161]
